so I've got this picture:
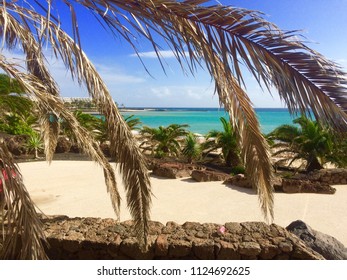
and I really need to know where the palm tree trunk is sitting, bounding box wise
[34,148,38,159]
[306,156,323,172]
[226,150,241,167]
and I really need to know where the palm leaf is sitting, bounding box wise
[0,57,123,251]
[1,3,152,247]
[0,140,48,259]
[267,124,301,143]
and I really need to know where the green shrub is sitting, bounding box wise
[0,115,35,135]
[281,172,294,179]
[230,165,246,175]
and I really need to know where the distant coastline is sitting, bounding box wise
[118,107,289,112]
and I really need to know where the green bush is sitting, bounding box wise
[281,172,294,179]
[230,165,246,175]
[0,115,35,135]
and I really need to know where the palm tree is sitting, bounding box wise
[0,1,346,259]
[140,124,189,158]
[182,132,203,163]
[205,117,241,167]
[268,116,346,172]
[25,132,44,159]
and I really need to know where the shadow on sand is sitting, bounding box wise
[223,183,257,195]
[150,173,258,196]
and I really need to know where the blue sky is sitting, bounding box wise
[11,0,347,108]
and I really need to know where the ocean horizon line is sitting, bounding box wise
[119,107,289,112]
[119,106,288,109]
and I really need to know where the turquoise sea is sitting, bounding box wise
[119,108,296,135]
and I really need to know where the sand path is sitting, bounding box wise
[18,160,347,246]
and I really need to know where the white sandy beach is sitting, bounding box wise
[18,160,347,246]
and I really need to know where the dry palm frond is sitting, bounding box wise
[202,46,274,220]
[1,2,152,247]
[0,54,121,219]
[0,2,60,162]
[0,140,48,260]
[38,109,60,162]
[21,4,151,243]
[0,56,122,255]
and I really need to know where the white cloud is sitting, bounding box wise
[0,49,26,68]
[150,86,172,98]
[1,49,146,97]
[0,48,285,108]
[187,89,202,100]
[116,84,219,107]
[131,50,190,59]
[47,57,146,94]
[95,63,146,85]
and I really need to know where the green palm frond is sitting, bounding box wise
[140,124,189,158]
[182,132,202,163]
[267,125,301,143]
[25,132,44,159]
[124,115,142,130]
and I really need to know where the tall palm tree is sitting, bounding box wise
[140,124,189,158]
[0,1,346,259]
[205,117,241,167]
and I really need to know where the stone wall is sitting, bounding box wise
[42,216,323,260]
[308,168,347,185]
[224,169,347,194]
